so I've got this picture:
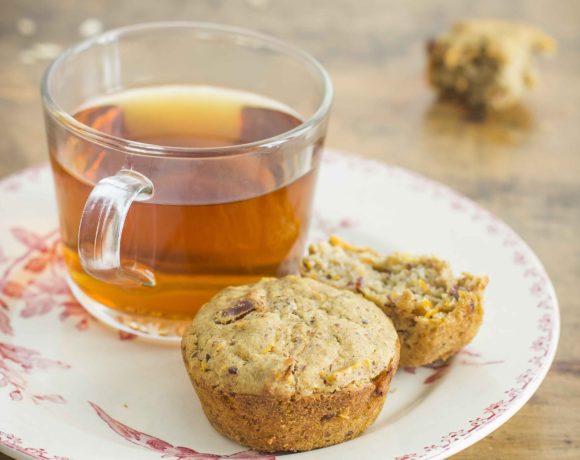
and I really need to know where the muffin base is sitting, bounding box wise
[186,353,399,453]
[385,287,484,367]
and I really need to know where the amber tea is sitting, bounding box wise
[50,86,319,321]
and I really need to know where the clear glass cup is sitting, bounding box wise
[41,22,332,342]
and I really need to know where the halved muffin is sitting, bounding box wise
[181,276,399,452]
[301,236,488,367]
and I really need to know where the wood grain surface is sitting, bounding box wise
[1,0,579,458]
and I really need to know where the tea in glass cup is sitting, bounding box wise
[41,23,332,341]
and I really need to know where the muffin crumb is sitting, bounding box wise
[427,19,555,110]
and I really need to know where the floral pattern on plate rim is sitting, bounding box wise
[89,402,274,460]
[0,228,91,335]
[0,341,70,404]
[0,151,559,460]
[0,431,70,460]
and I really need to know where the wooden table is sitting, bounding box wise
[1,0,578,458]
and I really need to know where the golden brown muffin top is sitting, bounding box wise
[182,276,398,397]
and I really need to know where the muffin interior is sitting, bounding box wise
[301,236,487,322]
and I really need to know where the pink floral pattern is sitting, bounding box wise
[0,164,45,194]
[0,228,92,334]
[456,349,505,367]
[90,402,275,460]
[0,342,69,404]
[422,363,450,385]
[0,432,69,460]
[401,350,504,385]
[311,213,356,239]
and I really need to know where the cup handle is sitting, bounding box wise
[78,169,156,287]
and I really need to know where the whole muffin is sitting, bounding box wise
[301,236,488,367]
[181,276,399,452]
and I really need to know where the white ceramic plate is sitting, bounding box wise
[0,150,559,460]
